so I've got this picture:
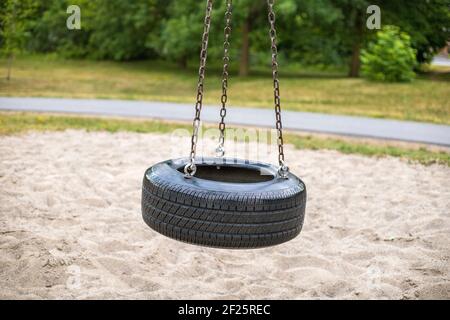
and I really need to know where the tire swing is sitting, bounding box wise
[141,0,306,248]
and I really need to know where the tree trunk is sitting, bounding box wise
[239,17,250,77]
[348,42,361,78]
[6,54,14,81]
[178,56,188,69]
[6,2,16,81]
[348,9,365,78]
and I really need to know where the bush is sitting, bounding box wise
[361,26,417,82]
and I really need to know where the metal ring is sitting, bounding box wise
[215,145,225,157]
[184,163,197,178]
[277,159,289,178]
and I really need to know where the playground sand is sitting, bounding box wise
[0,130,449,299]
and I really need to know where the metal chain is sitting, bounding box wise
[185,0,288,178]
[185,0,214,177]
[267,0,289,178]
[215,0,233,158]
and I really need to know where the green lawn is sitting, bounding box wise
[0,55,449,124]
[1,112,448,166]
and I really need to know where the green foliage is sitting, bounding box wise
[88,0,161,60]
[153,0,265,67]
[28,0,92,58]
[0,0,39,57]
[1,0,449,73]
[361,26,417,82]
[153,0,205,67]
[27,0,162,60]
[381,0,450,64]
[279,0,344,66]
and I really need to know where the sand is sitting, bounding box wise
[0,130,449,299]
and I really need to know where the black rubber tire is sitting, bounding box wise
[141,157,306,248]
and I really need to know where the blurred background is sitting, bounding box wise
[0,0,449,124]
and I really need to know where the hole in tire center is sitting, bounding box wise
[178,164,274,183]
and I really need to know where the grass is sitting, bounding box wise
[0,112,192,135]
[1,111,448,166]
[285,133,450,166]
[0,55,449,124]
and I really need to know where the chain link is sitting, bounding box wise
[216,0,233,157]
[186,0,288,178]
[185,0,214,177]
[267,0,288,177]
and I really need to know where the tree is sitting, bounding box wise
[89,0,162,60]
[28,0,93,58]
[154,0,267,75]
[0,0,38,80]
[328,0,373,77]
[231,0,304,76]
[28,0,162,61]
[232,0,266,76]
[329,0,450,77]
[154,0,206,68]
[381,0,450,64]
[5,0,448,76]
[275,0,343,67]
[213,0,302,77]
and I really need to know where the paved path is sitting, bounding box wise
[1,97,449,146]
